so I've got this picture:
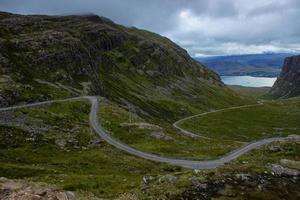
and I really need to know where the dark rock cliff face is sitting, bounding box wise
[269,55,300,98]
[0,11,246,121]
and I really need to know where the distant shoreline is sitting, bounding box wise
[221,75,277,87]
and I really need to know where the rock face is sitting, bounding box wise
[0,11,246,121]
[0,177,73,200]
[175,173,300,200]
[0,177,101,200]
[271,164,300,176]
[269,55,300,98]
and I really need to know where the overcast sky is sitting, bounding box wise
[1,0,300,57]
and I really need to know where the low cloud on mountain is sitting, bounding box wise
[1,0,299,56]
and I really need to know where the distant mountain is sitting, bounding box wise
[269,55,300,98]
[195,53,295,77]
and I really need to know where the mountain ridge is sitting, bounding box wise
[196,53,294,77]
[0,11,247,122]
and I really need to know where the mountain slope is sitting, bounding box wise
[0,11,248,122]
[269,55,300,98]
[196,53,293,77]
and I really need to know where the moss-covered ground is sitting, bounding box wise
[135,139,300,199]
[0,100,177,198]
[228,85,270,100]
[178,98,300,142]
[98,100,242,160]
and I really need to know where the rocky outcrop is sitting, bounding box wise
[269,55,300,98]
[0,177,73,200]
[0,177,100,200]
[175,172,300,199]
[271,164,300,176]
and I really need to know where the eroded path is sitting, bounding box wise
[1,96,299,169]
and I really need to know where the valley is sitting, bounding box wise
[196,53,294,77]
[0,90,299,199]
[177,97,300,142]
[0,10,299,200]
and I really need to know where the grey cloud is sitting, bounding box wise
[0,0,299,56]
[187,0,238,18]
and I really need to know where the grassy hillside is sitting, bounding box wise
[1,97,299,199]
[99,99,242,160]
[0,11,250,122]
[178,98,300,142]
[0,100,176,198]
[141,139,300,199]
[1,11,299,199]
[229,85,270,99]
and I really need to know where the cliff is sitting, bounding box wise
[269,55,300,98]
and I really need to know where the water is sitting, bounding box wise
[221,76,277,87]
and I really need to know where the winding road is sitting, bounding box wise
[1,96,299,169]
[173,103,263,139]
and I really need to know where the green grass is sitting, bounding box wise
[0,100,180,198]
[1,11,298,199]
[15,80,73,102]
[219,139,300,173]
[178,98,300,142]
[136,139,300,199]
[98,46,253,123]
[0,77,74,106]
[1,10,253,123]
[0,126,45,148]
[0,145,176,198]
[229,85,270,100]
[99,99,242,160]
[0,98,250,197]
[13,100,93,148]
[1,98,299,199]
